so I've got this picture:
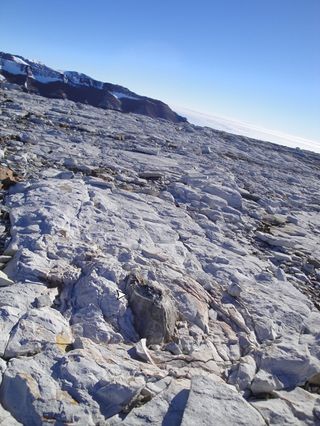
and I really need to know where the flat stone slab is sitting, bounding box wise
[181,376,265,426]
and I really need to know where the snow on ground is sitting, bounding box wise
[175,106,320,154]
[0,88,319,425]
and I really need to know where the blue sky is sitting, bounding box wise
[1,0,319,141]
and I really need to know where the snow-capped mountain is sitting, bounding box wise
[0,51,186,123]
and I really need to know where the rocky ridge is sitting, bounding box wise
[0,52,186,123]
[0,85,319,425]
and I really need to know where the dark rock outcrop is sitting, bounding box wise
[125,274,178,345]
[0,51,186,123]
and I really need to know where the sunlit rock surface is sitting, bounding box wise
[0,86,320,424]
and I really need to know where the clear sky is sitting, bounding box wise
[1,0,319,142]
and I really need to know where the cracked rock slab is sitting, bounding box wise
[181,375,265,426]
[114,378,190,426]
[4,307,73,359]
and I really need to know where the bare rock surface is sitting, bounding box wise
[0,87,319,424]
[181,375,265,425]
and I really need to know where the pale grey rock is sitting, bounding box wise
[0,256,12,264]
[55,342,149,419]
[0,356,95,425]
[227,282,242,297]
[270,251,292,262]
[71,305,124,344]
[0,271,14,287]
[274,387,320,424]
[304,311,320,335]
[135,338,155,364]
[144,376,172,396]
[132,146,159,155]
[252,387,320,425]
[201,193,228,209]
[0,283,46,310]
[19,132,37,144]
[251,369,282,395]
[0,405,22,425]
[4,307,73,358]
[115,379,190,426]
[34,293,53,308]
[254,318,277,342]
[171,277,209,332]
[0,306,21,357]
[181,375,265,426]
[228,355,256,391]
[1,87,320,425]
[255,231,297,248]
[275,267,287,281]
[203,183,242,210]
[255,341,320,391]
[209,309,218,321]
[252,398,301,425]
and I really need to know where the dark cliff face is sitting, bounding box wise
[0,52,187,123]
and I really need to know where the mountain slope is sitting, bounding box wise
[0,51,186,123]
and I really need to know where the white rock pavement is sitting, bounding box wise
[181,375,265,426]
[0,86,319,424]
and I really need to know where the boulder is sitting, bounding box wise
[252,387,320,425]
[228,355,256,391]
[251,369,281,395]
[227,282,242,298]
[253,341,320,391]
[125,274,178,345]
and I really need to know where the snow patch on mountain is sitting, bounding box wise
[112,91,140,100]
[63,71,104,89]
[0,59,26,76]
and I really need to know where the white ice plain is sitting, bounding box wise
[175,106,320,154]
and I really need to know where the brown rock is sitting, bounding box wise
[0,167,18,189]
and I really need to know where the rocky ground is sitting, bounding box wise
[0,85,320,425]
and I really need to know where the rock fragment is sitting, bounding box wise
[0,270,14,287]
[0,166,18,189]
[125,274,178,345]
[135,338,156,364]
